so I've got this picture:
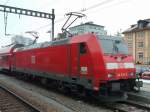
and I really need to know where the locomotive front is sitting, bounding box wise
[97,37,142,99]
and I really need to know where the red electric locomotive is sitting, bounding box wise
[0,34,143,101]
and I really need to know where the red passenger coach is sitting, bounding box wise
[0,44,23,71]
[0,48,11,69]
[0,45,15,70]
[0,34,143,101]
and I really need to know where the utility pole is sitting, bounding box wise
[52,9,55,40]
[0,4,55,40]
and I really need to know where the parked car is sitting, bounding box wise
[142,72,150,80]
[136,66,150,78]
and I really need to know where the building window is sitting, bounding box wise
[138,42,144,47]
[127,37,130,39]
[138,52,143,59]
[128,42,132,48]
[138,32,145,37]
[141,32,145,37]
[126,33,132,40]
[137,32,140,37]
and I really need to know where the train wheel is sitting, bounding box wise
[58,81,65,91]
[41,78,48,85]
[134,83,140,92]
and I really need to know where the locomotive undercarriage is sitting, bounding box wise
[100,79,142,93]
[97,79,143,101]
[2,67,143,102]
[105,79,136,92]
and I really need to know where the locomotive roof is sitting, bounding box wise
[0,44,23,55]
[98,35,123,41]
[15,34,123,52]
[15,37,71,52]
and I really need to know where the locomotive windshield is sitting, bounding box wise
[99,38,129,55]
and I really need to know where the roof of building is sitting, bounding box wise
[69,22,104,29]
[123,19,150,34]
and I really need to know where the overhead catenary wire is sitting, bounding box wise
[85,0,130,15]
[3,0,22,37]
[32,0,116,31]
[33,17,65,31]
[28,0,131,37]
[1,2,55,37]
[3,0,11,36]
[79,0,116,12]
[4,0,11,5]
[2,0,130,36]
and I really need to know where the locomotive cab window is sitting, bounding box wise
[79,43,87,55]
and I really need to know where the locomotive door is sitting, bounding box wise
[70,43,80,78]
[79,43,90,78]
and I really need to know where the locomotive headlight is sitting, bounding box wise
[128,72,134,77]
[106,63,118,69]
[124,63,134,69]
[108,74,113,78]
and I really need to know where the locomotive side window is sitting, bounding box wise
[80,43,87,55]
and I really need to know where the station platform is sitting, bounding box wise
[127,80,150,103]
[142,79,150,92]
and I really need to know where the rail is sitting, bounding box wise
[0,84,40,112]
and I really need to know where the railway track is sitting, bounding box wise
[121,100,150,111]
[104,100,150,112]
[0,74,111,112]
[0,84,40,112]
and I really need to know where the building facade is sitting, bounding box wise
[69,22,107,36]
[123,19,150,64]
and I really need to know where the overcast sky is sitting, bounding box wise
[0,0,150,47]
